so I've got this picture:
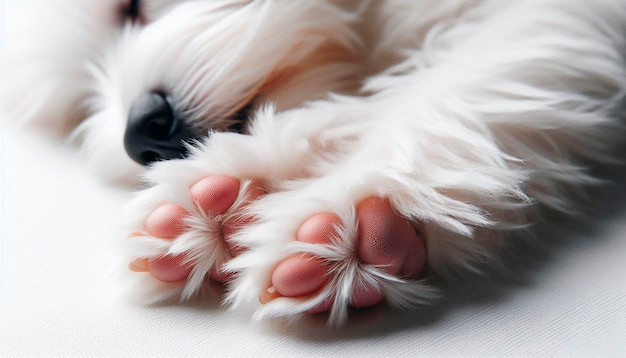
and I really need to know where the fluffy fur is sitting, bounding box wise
[2,0,626,325]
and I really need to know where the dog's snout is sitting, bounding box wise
[124,92,196,166]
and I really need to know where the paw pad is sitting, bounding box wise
[260,197,430,320]
[128,176,264,297]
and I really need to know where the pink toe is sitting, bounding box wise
[147,255,193,282]
[401,238,426,278]
[146,204,188,239]
[268,213,339,299]
[351,284,384,308]
[296,213,341,245]
[272,254,328,297]
[190,176,240,216]
[357,197,416,275]
[307,298,334,313]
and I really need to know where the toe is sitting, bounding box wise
[400,238,426,277]
[266,213,341,300]
[147,255,193,282]
[190,176,240,216]
[348,197,426,309]
[351,284,385,308]
[146,203,188,239]
[296,213,340,245]
[271,254,328,297]
[357,197,423,277]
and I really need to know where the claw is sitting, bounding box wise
[259,286,282,304]
[129,258,149,272]
[128,231,147,238]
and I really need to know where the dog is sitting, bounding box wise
[2,0,625,325]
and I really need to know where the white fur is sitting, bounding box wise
[2,0,626,325]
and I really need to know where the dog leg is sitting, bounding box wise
[224,149,452,325]
[226,0,626,325]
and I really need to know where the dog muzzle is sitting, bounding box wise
[124,92,197,165]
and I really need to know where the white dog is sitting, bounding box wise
[2,0,625,325]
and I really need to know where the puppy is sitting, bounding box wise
[1,0,625,325]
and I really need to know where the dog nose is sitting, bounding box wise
[124,92,196,165]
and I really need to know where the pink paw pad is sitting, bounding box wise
[130,175,262,284]
[262,197,426,313]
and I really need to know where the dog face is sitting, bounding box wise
[1,0,362,182]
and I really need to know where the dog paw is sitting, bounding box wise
[229,196,438,325]
[126,175,265,300]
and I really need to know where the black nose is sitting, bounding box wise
[124,92,196,165]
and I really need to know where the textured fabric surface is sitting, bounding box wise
[1,125,626,357]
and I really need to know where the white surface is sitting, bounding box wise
[1,124,626,357]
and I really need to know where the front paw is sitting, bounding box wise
[228,195,438,325]
[125,174,265,302]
